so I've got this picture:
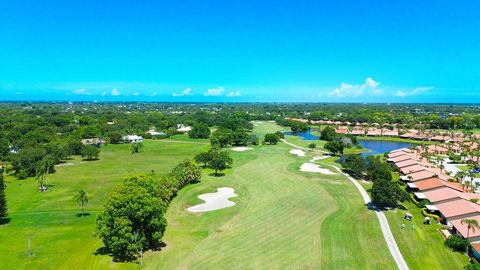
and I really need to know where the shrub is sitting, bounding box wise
[445,235,469,253]
[421,208,441,222]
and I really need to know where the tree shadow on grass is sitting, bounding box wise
[75,213,91,217]
[0,217,11,225]
[209,172,225,177]
[94,242,167,262]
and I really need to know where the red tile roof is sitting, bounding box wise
[451,215,480,239]
[424,187,461,203]
[435,199,480,219]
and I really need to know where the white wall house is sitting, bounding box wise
[123,135,144,144]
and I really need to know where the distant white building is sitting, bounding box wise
[123,135,144,144]
[177,124,192,133]
[147,129,165,137]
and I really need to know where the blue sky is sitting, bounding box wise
[1,0,479,102]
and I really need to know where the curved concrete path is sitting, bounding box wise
[331,166,409,270]
[283,139,409,270]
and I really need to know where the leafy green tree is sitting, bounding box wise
[130,142,143,154]
[308,143,316,149]
[66,138,84,155]
[0,169,7,222]
[208,151,233,176]
[188,123,211,139]
[108,132,123,144]
[445,235,469,253]
[342,154,365,178]
[194,151,212,168]
[81,145,100,160]
[74,189,89,216]
[324,141,345,155]
[263,133,280,145]
[172,160,202,187]
[371,178,405,208]
[320,126,337,141]
[210,128,233,148]
[247,134,260,145]
[231,130,249,146]
[95,176,167,261]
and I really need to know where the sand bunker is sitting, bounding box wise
[55,162,75,167]
[300,163,336,175]
[232,147,253,152]
[289,149,306,157]
[187,187,238,213]
[310,155,331,162]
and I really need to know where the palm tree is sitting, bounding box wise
[461,219,480,255]
[74,189,89,216]
[36,156,54,191]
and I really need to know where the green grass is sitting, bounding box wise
[143,140,396,269]
[361,177,469,269]
[0,121,466,269]
[0,140,209,270]
[384,201,469,269]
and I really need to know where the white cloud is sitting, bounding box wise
[395,91,407,97]
[395,87,433,97]
[365,77,379,88]
[172,88,192,97]
[329,77,380,97]
[132,92,139,96]
[100,91,107,96]
[203,87,225,96]
[111,89,121,96]
[226,91,241,97]
[149,91,157,96]
[72,88,90,95]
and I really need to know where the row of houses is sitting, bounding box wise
[335,126,471,143]
[284,118,476,143]
[387,147,480,256]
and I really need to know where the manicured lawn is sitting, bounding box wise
[143,138,396,269]
[1,121,462,269]
[384,201,469,269]
[0,139,209,270]
[361,177,469,269]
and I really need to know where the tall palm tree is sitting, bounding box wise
[36,156,54,191]
[461,219,480,254]
[74,189,89,216]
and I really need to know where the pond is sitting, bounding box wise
[283,130,415,157]
[283,130,319,140]
[357,139,415,157]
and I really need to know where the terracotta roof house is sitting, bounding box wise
[415,178,463,192]
[423,187,462,204]
[400,164,426,175]
[383,129,399,136]
[431,135,451,142]
[390,155,416,163]
[450,215,480,242]
[367,128,382,136]
[335,128,348,134]
[351,129,365,135]
[395,159,420,168]
[435,199,480,222]
[406,170,436,182]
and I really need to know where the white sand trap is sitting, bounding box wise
[55,162,75,167]
[187,187,238,213]
[232,147,253,152]
[310,155,331,162]
[300,163,337,175]
[289,149,306,157]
